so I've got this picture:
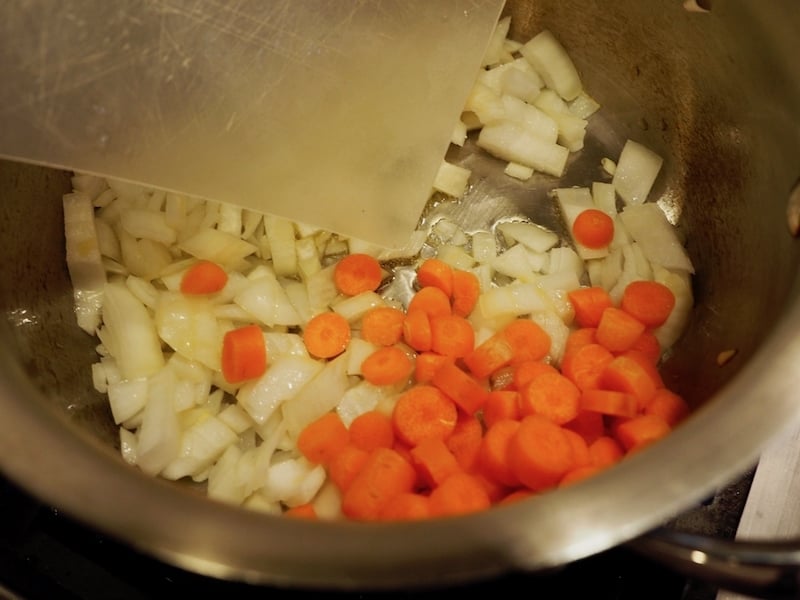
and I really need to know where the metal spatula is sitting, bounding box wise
[0,1,505,248]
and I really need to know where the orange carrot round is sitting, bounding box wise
[451,269,481,317]
[512,360,560,390]
[303,311,351,358]
[403,309,433,352]
[477,419,522,488]
[416,258,454,297]
[572,208,614,249]
[501,319,551,364]
[180,260,228,295]
[580,389,638,418]
[328,443,370,492]
[361,345,413,386]
[379,492,431,521]
[560,343,615,391]
[564,327,598,356]
[482,390,521,429]
[414,352,452,384]
[334,253,383,296]
[463,332,515,379]
[430,360,489,415]
[595,307,646,353]
[564,409,605,446]
[628,329,662,364]
[349,410,395,452]
[568,286,614,328]
[620,280,676,327]
[297,412,350,466]
[407,286,451,319]
[360,306,405,346]
[644,388,690,426]
[341,447,417,520]
[410,437,463,488]
[518,372,581,425]
[559,464,604,487]
[221,324,267,384]
[509,415,576,492]
[285,503,318,519]
[614,414,672,452]
[430,314,475,358]
[588,435,624,468]
[600,354,659,409]
[392,385,458,446]
[445,414,483,471]
[428,472,491,517]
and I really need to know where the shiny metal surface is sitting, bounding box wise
[0,0,800,590]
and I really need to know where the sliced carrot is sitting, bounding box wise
[341,447,417,520]
[297,412,350,466]
[473,470,512,504]
[180,260,228,295]
[567,286,614,328]
[416,258,454,298]
[407,286,451,319]
[502,319,551,364]
[428,472,492,517]
[588,436,624,468]
[560,342,615,391]
[403,309,433,352]
[644,388,690,426]
[285,503,318,519]
[221,324,267,384]
[361,345,413,386]
[595,307,646,353]
[509,415,576,492]
[378,492,431,521]
[414,352,453,384]
[564,409,606,446]
[620,280,676,327]
[349,410,395,452]
[392,385,458,446]
[303,311,351,359]
[477,419,522,488]
[430,314,475,358]
[410,437,463,488]
[562,428,590,468]
[619,349,665,388]
[628,329,662,364]
[360,306,405,346]
[600,354,659,408]
[463,331,514,379]
[499,489,534,505]
[328,443,370,492]
[614,414,672,452]
[451,269,481,317]
[482,390,521,429]
[334,253,383,296]
[564,327,597,356]
[512,360,560,390]
[490,365,516,391]
[580,389,638,418]
[559,464,604,487]
[518,372,581,425]
[572,208,615,249]
[430,360,489,415]
[445,413,483,471]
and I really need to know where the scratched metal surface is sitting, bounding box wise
[0,0,504,248]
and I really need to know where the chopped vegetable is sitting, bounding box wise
[334,253,383,296]
[221,324,267,384]
[303,312,351,359]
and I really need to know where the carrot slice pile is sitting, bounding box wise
[287,255,690,521]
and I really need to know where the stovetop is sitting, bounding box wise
[0,474,751,600]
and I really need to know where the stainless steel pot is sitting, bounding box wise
[1,0,800,594]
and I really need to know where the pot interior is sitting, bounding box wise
[1,0,799,589]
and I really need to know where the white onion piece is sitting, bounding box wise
[107,377,148,424]
[497,220,559,253]
[433,160,471,197]
[501,67,542,103]
[161,415,239,480]
[520,30,583,101]
[136,369,180,475]
[102,281,164,379]
[264,215,298,277]
[179,228,257,268]
[477,120,569,177]
[501,95,559,144]
[531,310,570,364]
[613,140,664,205]
[207,445,246,505]
[234,271,302,327]
[620,203,695,273]
[120,208,176,246]
[155,293,223,371]
[653,267,693,350]
[478,281,549,319]
[504,162,534,181]
[237,355,324,425]
[63,192,107,334]
[481,15,512,67]
[464,82,505,125]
